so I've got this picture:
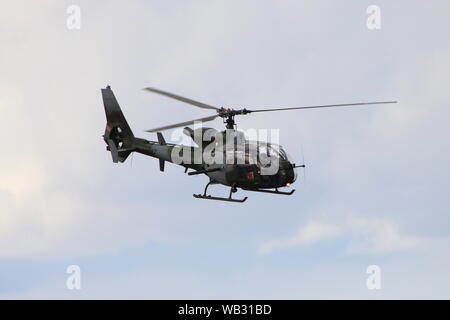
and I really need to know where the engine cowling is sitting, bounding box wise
[183,127,219,149]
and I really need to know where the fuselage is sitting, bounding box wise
[129,134,297,189]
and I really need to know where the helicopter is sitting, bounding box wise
[101,86,396,203]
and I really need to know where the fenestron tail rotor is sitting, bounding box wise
[107,139,119,163]
[143,87,397,132]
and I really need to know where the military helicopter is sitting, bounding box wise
[101,86,396,203]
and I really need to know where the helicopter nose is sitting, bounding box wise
[291,165,298,183]
[278,160,296,186]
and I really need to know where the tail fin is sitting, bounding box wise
[101,86,135,163]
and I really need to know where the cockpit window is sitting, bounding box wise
[278,147,288,160]
[221,139,290,166]
[258,143,287,160]
[255,143,288,168]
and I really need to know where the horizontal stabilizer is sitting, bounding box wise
[188,167,222,176]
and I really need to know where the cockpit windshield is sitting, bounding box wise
[257,143,289,160]
[239,141,290,168]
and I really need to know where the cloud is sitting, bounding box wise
[0,0,261,258]
[346,217,423,255]
[258,217,424,256]
[258,222,340,255]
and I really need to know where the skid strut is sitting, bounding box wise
[193,182,248,203]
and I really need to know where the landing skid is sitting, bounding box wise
[193,182,248,203]
[243,188,296,195]
[193,194,248,203]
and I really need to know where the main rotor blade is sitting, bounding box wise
[247,101,397,113]
[145,114,219,132]
[143,87,220,111]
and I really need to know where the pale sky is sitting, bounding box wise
[1,0,450,299]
